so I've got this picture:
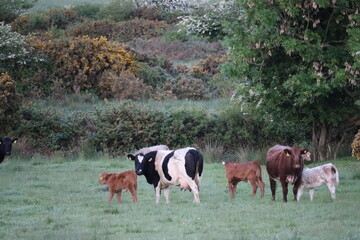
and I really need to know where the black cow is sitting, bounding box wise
[0,137,17,164]
[128,147,203,203]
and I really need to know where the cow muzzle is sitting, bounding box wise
[136,169,143,175]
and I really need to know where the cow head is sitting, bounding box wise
[128,152,156,175]
[0,137,17,155]
[301,150,311,161]
[98,172,111,184]
[283,147,308,169]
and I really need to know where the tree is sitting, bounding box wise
[0,0,37,23]
[224,0,360,161]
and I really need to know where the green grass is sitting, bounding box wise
[1,157,359,240]
[29,0,111,13]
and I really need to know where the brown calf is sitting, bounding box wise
[223,161,265,198]
[98,170,138,204]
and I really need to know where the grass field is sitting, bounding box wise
[29,0,111,13]
[1,156,359,240]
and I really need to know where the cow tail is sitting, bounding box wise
[331,164,339,186]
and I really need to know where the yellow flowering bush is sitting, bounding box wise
[30,36,138,95]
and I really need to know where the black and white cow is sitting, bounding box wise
[0,137,17,164]
[128,147,204,203]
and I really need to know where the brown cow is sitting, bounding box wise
[266,145,308,202]
[223,161,265,198]
[98,170,138,204]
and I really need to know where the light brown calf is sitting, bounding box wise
[223,161,265,198]
[98,170,138,204]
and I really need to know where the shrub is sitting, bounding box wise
[0,73,22,134]
[132,6,164,21]
[30,36,138,95]
[92,102,165,155]
[66,19,119,39]
[161,107,212,147]
[71,3,102,20]
[352,130,360,160]
[0,24,29,76]
[135,62,167,88]
[98,0,135,22]
[168,76,210,100]
[12,14,50,35]
[98,70,153,100]
[115,18,168,42]
[191,54,227,81]
[46,8,80,29]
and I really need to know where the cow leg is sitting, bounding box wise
[293,179,301,201]
[232,182,238,198]
[269,178,276,201]
[257,179,265,198]
[249,179,258,198]
[228,181,235,198]
[129,187,138,203]
[296,185,304,201]
[280,180,288,202]
[155,186,161,204]
[309,189,315,201]
[186,180,200,203]
[326,182,336,200]
[164,187,171,204]
[108,190,115,203]
[116,191,122,204]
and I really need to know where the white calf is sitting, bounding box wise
[297,163,339,201]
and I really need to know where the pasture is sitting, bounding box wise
[1,157,359,240]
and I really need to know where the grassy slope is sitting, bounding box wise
[1,157,359,240]
[29,0,110,13]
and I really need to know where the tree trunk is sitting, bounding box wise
[312,122,329,162]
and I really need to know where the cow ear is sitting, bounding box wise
[12,138,18,144]
[284,149,291,156]
[127,154,135,161]
[148,157,153,162]
[301,149,308,154]
[0,137,3,144]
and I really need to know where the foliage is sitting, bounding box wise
[224,0,360,161]
[135,62,168,88]
[29,35,137,95]
[46,8,80,29]
[92,102,164,155]
[167,76,210,100]
[177,0,240,40]
[132,6,164,21]
[0,0,37,23]
[0,24,29,75]
[97,0,135,22]
[352,130,360,160]
[115,18,168,42]
[71,3,102,20]
[191,54,227,81]
[67,19,119,39]
[98,70,153,100]
[0,73,22,134]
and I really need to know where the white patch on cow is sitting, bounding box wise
[138,155,144,163]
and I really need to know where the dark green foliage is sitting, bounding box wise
[0,0,37,23]
[71,3,102,20]
[224,0,360,161]
[91,102,165,156]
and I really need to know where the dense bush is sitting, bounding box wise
[0,73,22,134]
[352,130,360,160]
[98,70,153,100]
[30,35,137,95]
[97,0,135,22]
[0,24,29,76]
[168,76,210,100]
[71,3,102,20]
[67,19,119,39]
[13,100,312,158]
[91,102,165,155]
[115,18,168,42]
